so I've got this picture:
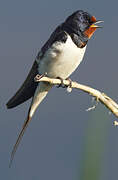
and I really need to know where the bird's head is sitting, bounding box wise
[65,10,103,39]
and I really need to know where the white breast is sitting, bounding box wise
[38,34,87,79]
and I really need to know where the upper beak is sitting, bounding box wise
[90,20,104,28]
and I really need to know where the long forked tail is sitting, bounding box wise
[9,82,52,167]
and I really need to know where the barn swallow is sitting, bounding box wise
[7,10,103,166]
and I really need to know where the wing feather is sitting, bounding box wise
[6,61,38,109]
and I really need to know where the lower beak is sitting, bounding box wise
[90,20,104,28]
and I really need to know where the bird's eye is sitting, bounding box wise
[79,14,90,24]
[79,15,84,23]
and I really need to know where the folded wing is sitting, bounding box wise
[6,61,38,109]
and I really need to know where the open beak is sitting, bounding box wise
[90,20,104,28]
[84,20,103,39]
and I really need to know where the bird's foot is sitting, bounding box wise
[56,77,72,90]
[66,78,72,88]
[56,77,66,88]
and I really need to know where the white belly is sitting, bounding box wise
[38,35,86,79]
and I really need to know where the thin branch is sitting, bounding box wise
[34,75,118,125]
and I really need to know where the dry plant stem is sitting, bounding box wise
[35,75,118,125]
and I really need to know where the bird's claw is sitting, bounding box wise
[56,77,66,88]
[56,77,72,90]
[66,78,72,88]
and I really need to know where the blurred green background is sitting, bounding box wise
[0,0,118,179]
